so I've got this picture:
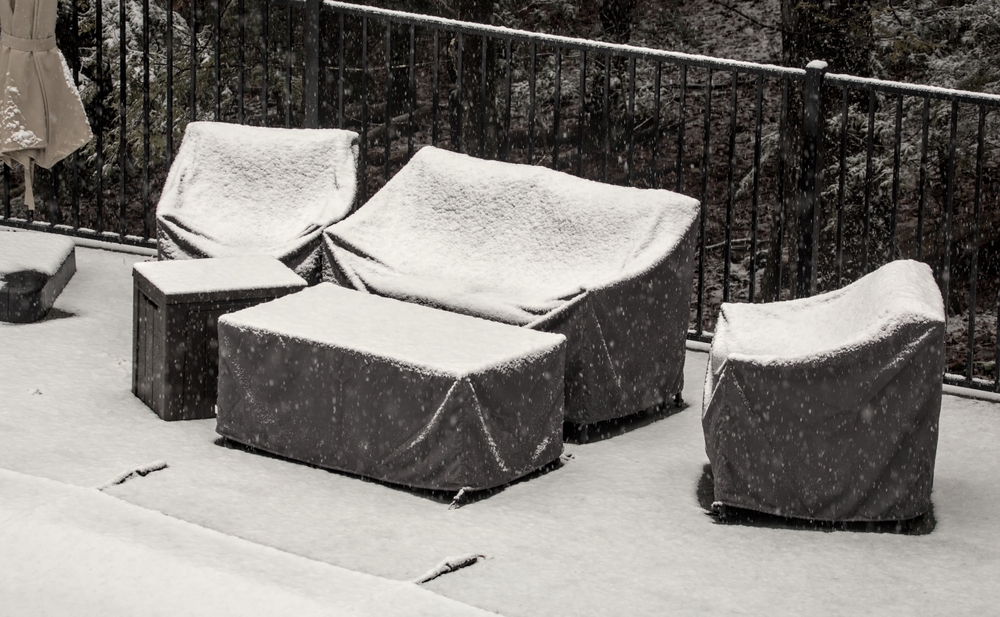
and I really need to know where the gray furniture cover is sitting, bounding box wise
[0,229,75,323]
[322,146,701,425]
[156,122,358,284]
[216,283,567,491]
[702,260,946,522]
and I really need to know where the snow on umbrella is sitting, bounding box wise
[0,0,92,211]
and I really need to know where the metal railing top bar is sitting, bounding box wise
[826,72,1000,106]
[321,0,807,79]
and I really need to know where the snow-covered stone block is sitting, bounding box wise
[0,229,76,323]
[703,260,946,522]
[132,255,307,421]
[216,283,567,491]
[322,146,701,425]
[155,122,359,284]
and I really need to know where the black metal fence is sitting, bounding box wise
[2,0,998,392]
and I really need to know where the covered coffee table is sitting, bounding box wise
[216,283,567,492]
[702,260,945,522]
[132,255,307,421]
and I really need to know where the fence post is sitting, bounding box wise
[797,59,827,298]
[303,0,321,128]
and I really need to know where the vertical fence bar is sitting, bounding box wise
[626,56,635,186]
[527,41,536,164]
[676,64,686,193]
[119,0,127,237]
[723,70,737,303]
[696,67,712,335]
[141,0,150,238]
[432,29,439,146]
[71,0,80,227]
[214,0,221,121]
[262,0,268,126]
[455,32,464,153]
[190,0,197,124]
[96,0,104,232]
[797,60,826,298]
[408,24,415,159]
[942,100,959,317]
[996,288,1000,392]
[749,75,763,303]
[836,85,847,288]
[651,61,661,187]
[862,88,875,274]
[238,0,245,124]
[890,94,903,260]
[304,0,321,128]
[601,52,610,182]
[917,96,930,260]
[360,16,368,202]
[503,38,511,161]
[552,46,561,169]
[338,12,344,129]
[384,22,392,182]
[2,165,8,220]
[285,0,292,127]
[480,36,488,159]
[966,104,986,383]
[576,50,585,176]
[775,78,789,300]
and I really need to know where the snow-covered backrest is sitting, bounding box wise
[327,146,700,297]
[713,260,945,367]
[156,122,358,253]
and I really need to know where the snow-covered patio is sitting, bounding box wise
[3,243,1000,616]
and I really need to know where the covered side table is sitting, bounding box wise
[132,255,306,421]
[216,283,567,492]
[0,229,75,323]
[702,260,946,522]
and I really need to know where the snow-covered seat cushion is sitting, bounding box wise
[702,260,946,522]
[156,122,358,284]
[0,229,75,323]
[322,146,701,425]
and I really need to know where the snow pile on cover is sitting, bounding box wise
[323,146,701,424]
[156,122,359,284]
[0,228,75,277]
[703,259,946,521]
[0,469,494,617]
[221,283,565,377]
[133,254,306,297]
[216,283,566,490]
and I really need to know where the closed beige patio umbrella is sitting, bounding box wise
[0,0,91,211]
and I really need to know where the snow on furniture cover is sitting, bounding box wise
[216,283,567,492]
[702,260,946,522]
[0,229,75,323]
[156,122,358,284]
[322,146,701,425]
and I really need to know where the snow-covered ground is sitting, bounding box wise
[2,243,1000,616]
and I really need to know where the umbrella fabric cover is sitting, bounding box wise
[702,260,946,522]
[156,122,358,284]
[323,147,701,425]
[0,0,92,210]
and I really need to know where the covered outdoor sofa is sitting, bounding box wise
[322,146,702,426]
[156,122,359,284]
[702,259,946,522]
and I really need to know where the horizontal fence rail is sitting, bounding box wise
[2,0,998,392]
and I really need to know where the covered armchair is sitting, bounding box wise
[156,122,358,284]
[322,146,701,426]
[702,260,946,522]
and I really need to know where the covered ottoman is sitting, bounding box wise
[156,122,359,284]
[216,283,567,491]
[702,260,946,522]
[0,229,75,323]
[322,146,701,425]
